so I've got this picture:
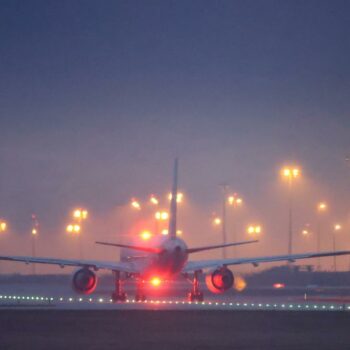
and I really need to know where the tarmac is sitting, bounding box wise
[1,279,350,349]
[1,309,350,350]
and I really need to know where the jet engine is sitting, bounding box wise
[205,267,234,294]
[72,268,97,294]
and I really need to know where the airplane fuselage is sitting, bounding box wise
[124,236,189,279]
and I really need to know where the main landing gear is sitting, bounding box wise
[111,271,127,302]
[135,279,147,302]
[187,271,204,302]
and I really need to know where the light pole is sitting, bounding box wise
[31,214,39,275]
[227,193,243,257]
[0,219,7,273]
[282,167,300,258]
[333,224,341,271]
[220,184,229,259]
[66,208,88,259]
[316,202,327,271]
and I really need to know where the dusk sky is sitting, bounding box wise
[0,1,350,272]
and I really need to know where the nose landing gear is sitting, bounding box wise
[135,279,147,302]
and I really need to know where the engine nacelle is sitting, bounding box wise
[205,267,234,294]
[72,268,97,294]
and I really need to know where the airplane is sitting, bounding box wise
[0,159,350,302]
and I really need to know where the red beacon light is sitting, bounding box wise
[273,283,285,289]
[150,277,161,287]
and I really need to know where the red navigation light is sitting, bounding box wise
[273,283,285,289]
[150,277,161,287]
[140,230,152,240]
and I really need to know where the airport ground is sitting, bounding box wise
[1,309,350,350]
[1,270,350,349]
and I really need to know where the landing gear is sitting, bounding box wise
[135,279,147,302]
[112,271,127,302]
[188,271,204,302]
[188,291,203,302]
[135,293,147,302]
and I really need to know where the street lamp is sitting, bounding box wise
[130,199,141,210]
[155,211,169,221]
[227,193,243,257]
[302,229,310,236]
[68,208,88,259]
[247,225,262,235]
[149,195,159,205]
[66,224,81,233]
[333,224,342,271]
[31,214,39,275]
[213,217,222,226]
[281,166,301,257]
[0,220,7,232]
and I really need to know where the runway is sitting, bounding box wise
[1,308,350,350]
[2,284,350,349]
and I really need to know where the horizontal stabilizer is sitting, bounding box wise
[187,240,258,254]
[95,241,163,254]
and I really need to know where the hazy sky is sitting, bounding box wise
[0,1,350,272]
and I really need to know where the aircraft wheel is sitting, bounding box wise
[135,293,146,302]
[112,292,127,302]
[188,291,204,302]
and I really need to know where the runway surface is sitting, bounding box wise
[1,281,350,349]
[1,309,350,350]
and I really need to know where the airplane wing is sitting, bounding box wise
[0,255,141,273]
[187,240,258,254]
[182,250,350,273]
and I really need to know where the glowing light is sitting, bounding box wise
[150,277,161,287]
[247,225,262,235]
[273,283,285,289]
[317,202,327,212]
[140,230,152,240]
[228,194,243,206]
[149,195,159,205]
[213,217,221,226]
[66,224,80,233]
[73,209,88,220]
[302,229,309,236]
[234,276,247,292]
[168,192,184,203]
[155,211,169,221]
[131,199,141,210]
[282,167,300,179]
[31,228,37,236]
[334,224,342,231]
[162,229,182,236]
[0,221,7,232]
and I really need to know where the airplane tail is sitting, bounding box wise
[168,158,178,240]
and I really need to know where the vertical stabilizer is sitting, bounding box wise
[168,158,178,239]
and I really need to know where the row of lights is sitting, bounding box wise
[0,294,348,312]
